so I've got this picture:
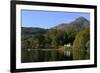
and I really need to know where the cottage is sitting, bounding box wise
[64,43,71,47]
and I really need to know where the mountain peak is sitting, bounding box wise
[52,16,89,30]
[74,16,89,22]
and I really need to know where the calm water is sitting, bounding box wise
[21,49,73,63]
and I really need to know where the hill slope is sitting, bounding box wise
[52,17,89,31]
[21,27,47,38]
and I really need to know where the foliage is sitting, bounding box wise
[72,28,90,60]
[65,28,78,45]
[45,29,68,48]
[32,34,45,49]
[85,41,90,59]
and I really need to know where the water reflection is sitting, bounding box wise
[21,49,73,63]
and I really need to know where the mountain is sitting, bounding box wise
[21,17,89,38]
[21,27,47,37]
[52,17,89,31]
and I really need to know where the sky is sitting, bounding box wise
[21,10,90,29]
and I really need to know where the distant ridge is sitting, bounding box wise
[21,27,47,36]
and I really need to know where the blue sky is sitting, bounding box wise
[21,10,90,29]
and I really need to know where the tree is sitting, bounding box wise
[32,34,45,49]
[21,38,33,62]
[85,41,90,59]
[45,29,68,48]
[66,28,78,45]
[72,28,90,60]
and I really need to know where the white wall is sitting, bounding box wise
[0,0,99,73]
